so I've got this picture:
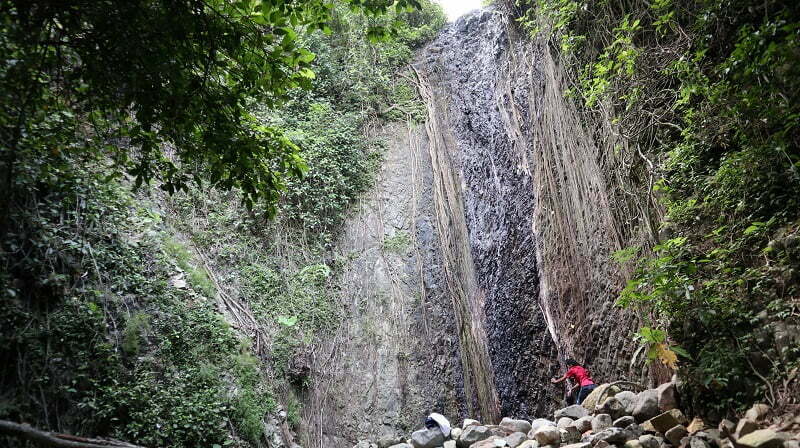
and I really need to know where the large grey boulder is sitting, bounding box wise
[451,427,463,440]
[558,417,575,429]
[464,418,481,428]
[638,435,662,448]
[615,391,637,415]
[563,443,591,448]
[592,428,633,445]
[736,419,760,439]
[597,397,627,420]
[478,439,505,448]
[665,425,689,446]
[470,436,509,448]
[656,383,678,412]
[614,416,636,428]
[626,423,645,439]
[648,410,682,434]
[689,437,711,448]
[410,428,444,448]
[561,427,581,444]
[530,419,557,434]
[556,405,590,420]
[533,425,561,446]
[592,414,613,433]
[389,444,413,448]
[459,425,492,448]
[633,389,660,423]
[583,384,620,411]
[506,432,529,448]
[501,418,533,435]
[378,436,404,448]
[574,416,594,433]
[444,442,457,448]
[744,404,771,422]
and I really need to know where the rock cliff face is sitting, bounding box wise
[304,7,650,446]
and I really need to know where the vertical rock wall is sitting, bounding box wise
[303,7,651,446]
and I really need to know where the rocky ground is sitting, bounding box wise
[355,381,800,448]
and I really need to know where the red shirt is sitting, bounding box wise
[566,365,594,387]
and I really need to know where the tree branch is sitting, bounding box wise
[0,420,147,448]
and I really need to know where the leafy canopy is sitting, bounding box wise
[0,0,421,212]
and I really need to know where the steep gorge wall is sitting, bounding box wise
[303,7,654,446]
[413,7,647,418]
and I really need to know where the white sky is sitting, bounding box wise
[435,0,483,21]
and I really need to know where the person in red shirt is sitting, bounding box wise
[551,358,597,405]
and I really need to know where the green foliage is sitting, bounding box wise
[239,262,338,376]
[0,0,431,219]
[520,0,800,413]
[122,312,151,356]
[0,156,276,447]
[163,237,217,298]
[383,230,413,254]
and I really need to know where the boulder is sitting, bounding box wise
[665,425,689,446]
[560,427,581,444]
[689,437,711,448]
[736,429,789,448]
[444,442,456,448]
[735,419,759,439]
[639,435,662,448]
[470,436,508,448]
[744,404,771,422]
[597,397,627,420]
[558,417,575,429]
[583,384,620,411]
[592,414,613,433]
[506,432,528,448]
[530,419,558,434]
[489,425,510,437]
[388,444,412,448]
[648,410,682,433]
[563,443,590,448]
[451,428,463,440]
[557,405,590,420]
[718,420,736,438]
[459,425,492,448]
[626,424,644,438]
[668,409,689,425]
[464,419,481,428]
[633,389,660,423]
[626,440,644,448]
[411,428,445,448]
[592,427,634,445]
[615,391,638,415]
[378,436,404,448]
[501,418,533,435]
[575,416,594,433]
[694,430,722,447]
[656,383,678,412]
[687,417,707,434]
[533,426,561,446]
[518,441,539,448]
[615,416,636,428]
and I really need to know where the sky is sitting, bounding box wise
[435,0,483,21]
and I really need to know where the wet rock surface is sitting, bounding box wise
[418,6,557,420]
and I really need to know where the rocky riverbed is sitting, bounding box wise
[354,381,800,448]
